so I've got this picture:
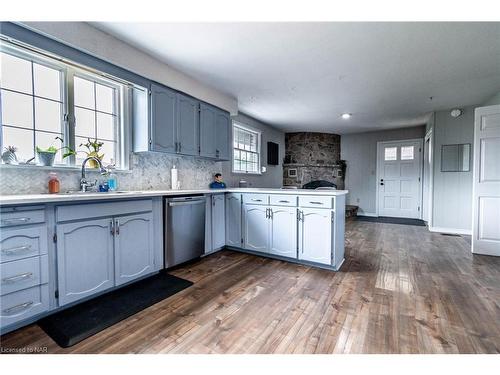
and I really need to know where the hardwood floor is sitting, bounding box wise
[1,220,499,354]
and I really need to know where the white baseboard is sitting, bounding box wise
[429,226,472,236]
[357,212,378,217]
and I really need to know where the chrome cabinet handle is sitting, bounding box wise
[1,217,31,224]
[115,219,120,235]
[269,209,273,219]
[1,245,32,255]
[278,200,290,203]
[251,199,262,202]
[2,272,33,284]
[309,201,324,205]
[3,301,34,314]
[110,220,115,235]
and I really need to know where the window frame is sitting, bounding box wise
[232,122,262,175]
[0,39,131,170]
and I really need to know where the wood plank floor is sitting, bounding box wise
[1,220,499,354]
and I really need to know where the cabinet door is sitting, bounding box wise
[269,206,297,258]
[298,208,332,265]
[114,213,154,286]
[56,218,114,306]
[215,110,231,160]
[177,93,199,156]
[211,194,226,250]
[151,83,177,153]
[225,193,242,247]
[243,205,269,253]
[199,103,217,158]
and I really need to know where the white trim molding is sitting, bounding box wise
[357,212,378,217]
[429,227,472,236]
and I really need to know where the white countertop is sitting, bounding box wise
[0,188,348,206]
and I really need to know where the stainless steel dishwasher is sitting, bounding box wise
[164,196,206,268]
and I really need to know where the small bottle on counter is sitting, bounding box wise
[48,172,60,194]
[107,159,118,191]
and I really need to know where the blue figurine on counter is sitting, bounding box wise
[209,173,227,189]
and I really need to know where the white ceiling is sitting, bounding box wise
[92,22,500,134]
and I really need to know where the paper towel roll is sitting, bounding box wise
[171,165,178,190]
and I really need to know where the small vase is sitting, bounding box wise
[1,150,18,165]
[37,151,56,166]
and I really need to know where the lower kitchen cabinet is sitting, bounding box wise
[56,218,115,306]
[211,194,226,251]
[114,213,154,286]
[243,205,269,252]
[269,206,297,258]
[225,193,242,247]
[298,208,332,265]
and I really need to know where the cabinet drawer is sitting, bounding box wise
[269,195,297,207]
[1,255,48,296]
[0,226,48,263]
[1,284,49,329]
[0,209,45,228]
[298,195,333,209]
[56,199,153,222]
[242,194,269,205]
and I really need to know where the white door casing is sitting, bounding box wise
[376,139,423,219]
[472,105,500,256]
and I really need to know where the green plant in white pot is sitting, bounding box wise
[36,137,76,166]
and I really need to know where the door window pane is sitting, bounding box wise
[33,63,61,101]
[35,98,62,133]
[75,107,96,138]
[0,90,33,129]
[384,147,397,161]
[74,76,95,109]
[401,146,414,160]
[0,52,32,94]
[96,83,114,114]
[2,126,34,162]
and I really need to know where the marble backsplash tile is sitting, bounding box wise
[0,153,226,195]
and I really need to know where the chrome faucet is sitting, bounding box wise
[80,156,107,192]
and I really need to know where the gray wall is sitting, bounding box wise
[483,91,500,106]
[221,113,285,188]
[431,106,475,232]
[341,126,426,215]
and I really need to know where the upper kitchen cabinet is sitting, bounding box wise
[150,83,177,153]
[176,93,200,157]
[200,103,231,161]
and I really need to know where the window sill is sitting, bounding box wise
[231,170,262,176]
[0,163,132,174]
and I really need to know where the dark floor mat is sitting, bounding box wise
[355,216,426,226]
[38,271,193,348]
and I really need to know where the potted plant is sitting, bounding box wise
[1,146,19,165]
[36,137,76,166]
[79,138,105,168]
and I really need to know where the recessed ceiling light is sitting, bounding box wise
[341,113,352,119]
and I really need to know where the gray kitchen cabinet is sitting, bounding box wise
[150,83,177,153]
[269,206,297,258]
[56,218,115,306]
[177,93,200,156]
[243,205,269,253]
[200,103,217,158]
[225,193,242,247]
[211,194,226,251]
[114,213,154,286]
[298,208,332,265]
[215,109,231,160]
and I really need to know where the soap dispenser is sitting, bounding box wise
[107,159,118,191]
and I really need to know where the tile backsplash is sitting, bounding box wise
[0,153,225,195]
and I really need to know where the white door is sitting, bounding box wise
[243,205,269,252]
[269,206,297,258]
[377,139,423,218]
[422,132,433,223]
[472,105,500,256]
[298,208,332,265]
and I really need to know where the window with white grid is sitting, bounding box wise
[232,123,261,174]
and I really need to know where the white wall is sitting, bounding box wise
[430,106,475,233]
[221,113,285,188]
[20,22,238,114]
[341,126,426,215]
